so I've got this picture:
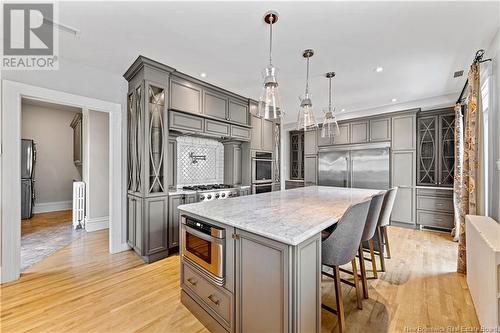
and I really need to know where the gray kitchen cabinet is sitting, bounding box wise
[70,113,82,166]
[169,110,204,133]
[235,229,291,333]
[304,129,317,155]
[205,119,230,137]
[261,118,274,152]
[224,142,242,185]
[203,89,228,121]
[168,137,177,189]
[229,99,249,125]
[392,114,416,150]
[304,155,318,186]
[416,188,454,230]
[250,114,262,150]
[124,56,173,263]
[234,229,321,333]
[239,187,251,197]
[230,125,251,141]
[370,118,391,142]
[332,123,350,145]
[168,193,197,249]
[350,121,369,143]
[391,150,416,224]
[170,77,202,114]
[127,194,143,254]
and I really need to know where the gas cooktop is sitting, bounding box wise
[182,184,234,191]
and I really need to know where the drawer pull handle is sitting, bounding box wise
[187,278,197,286]
[208,294,220,306]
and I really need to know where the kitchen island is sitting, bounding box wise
[178,186,381,333]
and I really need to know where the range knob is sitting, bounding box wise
[207,194,212,200]
[215,193,220,199]
[199,194,205,200]
[220,193,226,198]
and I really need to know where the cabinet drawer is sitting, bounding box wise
[169,111,204,132]
[417,211,454,229]
[231,125,251,140]
[182,263,232,326]
[417,196,453,213]
[205,119,230,136]
[416,188,452,198]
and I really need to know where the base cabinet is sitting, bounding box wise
[304,156,318,186]
[168,193,197,249]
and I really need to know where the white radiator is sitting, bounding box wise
[72,181,85,229]
[466,215,500,330]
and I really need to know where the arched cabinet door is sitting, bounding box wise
[417,116,438,186]
[438,114,455,187]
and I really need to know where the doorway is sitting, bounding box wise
[1,80,127,283]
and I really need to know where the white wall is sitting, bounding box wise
[86,110,110,230]
[21,101,82,210]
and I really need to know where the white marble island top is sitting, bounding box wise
[178,186,382,245]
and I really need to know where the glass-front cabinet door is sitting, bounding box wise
[417,116,437,185]
[438,114,455,187]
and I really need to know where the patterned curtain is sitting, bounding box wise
[455,63,484,274]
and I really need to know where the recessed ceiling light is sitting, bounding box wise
[391,98,397,102]
[341,108,346,112]
[375,67,384,73]
[200,73,207,78]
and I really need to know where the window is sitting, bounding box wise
[480,64,492,216]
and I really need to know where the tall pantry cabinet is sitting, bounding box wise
[124,57,175,262]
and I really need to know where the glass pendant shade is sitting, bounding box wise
[321,108,340,138]
[297,94,317,131]
[258,65,282,119]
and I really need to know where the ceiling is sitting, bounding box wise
[58,1,499,123]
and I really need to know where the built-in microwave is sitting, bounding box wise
[252,152,274,184]
[181,216,225,285]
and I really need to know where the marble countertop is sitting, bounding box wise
[178,186,382,245]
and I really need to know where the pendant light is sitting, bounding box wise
[321,72,340,138]
[256,10,282,120]
[297,49,317,130]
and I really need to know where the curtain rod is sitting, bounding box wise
[456,49,492,104]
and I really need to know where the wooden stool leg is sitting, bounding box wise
[351,259,363,310]
[368,240,378,279]
[383,226,391,259]
[333,266,345,333]
[358,245,369,299]
[377,228,386,272]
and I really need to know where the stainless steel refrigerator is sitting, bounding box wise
[21,139,36,219]
[318,142,390,190]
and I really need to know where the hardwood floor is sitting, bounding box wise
[21,210,84,271]
[1,227,478,333]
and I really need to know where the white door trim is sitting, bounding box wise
[0,79,128,283]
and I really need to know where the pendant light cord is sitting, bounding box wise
[269,15,274,66]
[305,57,310,95]
[328,77,332,111]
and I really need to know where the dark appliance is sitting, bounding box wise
[21,139,36,219]
[252,152,274,183]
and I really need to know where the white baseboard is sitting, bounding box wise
[33,200,72,214]
[85,216,109,232]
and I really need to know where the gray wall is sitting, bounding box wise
[21,100,82,205]
[87,110,110,219]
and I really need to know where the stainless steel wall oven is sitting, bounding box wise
[252,151,274,183]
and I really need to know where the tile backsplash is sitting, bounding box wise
[176,136,224,186]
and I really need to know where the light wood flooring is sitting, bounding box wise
[1,225,478,333]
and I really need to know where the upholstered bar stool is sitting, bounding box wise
[364,187,398,272]
[321,199,371,333]
[358,192,385,298]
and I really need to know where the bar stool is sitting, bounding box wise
[368,187,398,272]
[321,199,371,333]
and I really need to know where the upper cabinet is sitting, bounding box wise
[350,121,369,143]
[203,89,228,120]
[250,114,262,150]
[228,99,249,125]
[332,123,350,145]
[392,114,416,150]
[261,118,274,151]
[250,101,275,152]
[170,78,202,115]
[417,109,455,187]
[369,118,391,142]
[170,75,249,127]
